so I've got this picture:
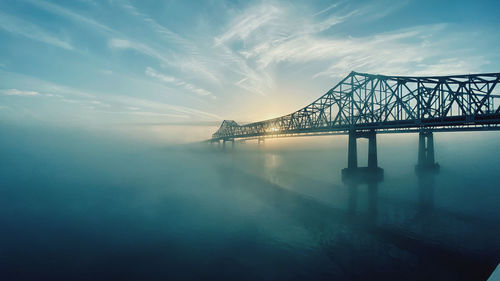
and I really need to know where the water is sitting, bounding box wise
[1,125,499,280]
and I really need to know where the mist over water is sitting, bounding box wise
[1,124,499,280]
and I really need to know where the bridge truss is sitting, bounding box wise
[212,71,500,141]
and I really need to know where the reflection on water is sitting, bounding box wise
[346,181,379,220]
[264,153,280,170]
[1,128,499,281]
[222,149,500,280]
[417,170,435,214]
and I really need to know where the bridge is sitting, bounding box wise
[209,71,500,179]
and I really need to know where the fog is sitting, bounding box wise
[1,123,499,280]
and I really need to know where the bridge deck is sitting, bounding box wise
[211,71,500,141]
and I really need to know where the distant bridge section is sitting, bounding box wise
[212,71,500,140]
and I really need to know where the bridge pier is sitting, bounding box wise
[342,130,383,183]
[348,131,357,169]
[258,137,265,147]
[368,131,378,169]
[416,131,439,172]
[221,139,235,152]
[209,139,217,148]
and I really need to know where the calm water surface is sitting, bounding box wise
[1,126,499,280]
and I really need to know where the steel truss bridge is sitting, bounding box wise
[210,71,500,177]
[212,71,500,141]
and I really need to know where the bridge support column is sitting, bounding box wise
[221,139,235,152]
[258,137,265,147]
[342,130,383,183]
[418,132,426,165]
[427,133,435,164]
[368,131,377,169]
[211,140,220,150]
[348,131,357,169]
[416,131,439,172]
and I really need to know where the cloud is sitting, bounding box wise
[309,25,491,77]
[100,69,113,75]
[28,0,219,85]
[1,89,40,96]
[108,38,220,84]
[214,4,283,46]
[112,2,221,84]
[213,1,490,91]
[110,94,222,120]
[215,2,395,71]
[120,2,196,53]
[111,110,189,119]
[313,2,342,16]
[27,0,116,35]
[211,2,362,94]
[126,106,140,111]
[108,38,133,49]
[145,67,215,99]
[0,11,73,50]
[0,70,221,120]
[108,38,180,71]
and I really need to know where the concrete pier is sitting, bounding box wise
[257,137,265,147]
[342,130,383,183]
[416,131,439,172]
[348,131,358,169]
[221,138,235,151]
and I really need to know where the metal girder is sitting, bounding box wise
[211,71,500,141]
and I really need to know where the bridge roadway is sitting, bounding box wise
[209,71,500,175]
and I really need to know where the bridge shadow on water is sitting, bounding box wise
[216,152,499,281]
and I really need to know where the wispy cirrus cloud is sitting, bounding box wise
[213,0,491,93]
[117,2,220,84]
[108,38,169,61]
[1,88,40,96]
[108,37,221,85]
[145,67,215,99]
[0,11,73,49]
[310,25,492,77]
[109,94,222,120]
[313,2,343,17]
[104,110,189,119]
[211,2,366,94]
[120,2,197,54]
[26,0,221,87]
[26,0,115,35]
[214,4,283,46]
[0,70,221,121]
[107,38,217,99]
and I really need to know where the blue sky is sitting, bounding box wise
[1,0,499,142]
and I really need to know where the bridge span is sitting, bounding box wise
[209,71,500,178]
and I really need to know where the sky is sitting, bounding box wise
[0,0,499,143]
